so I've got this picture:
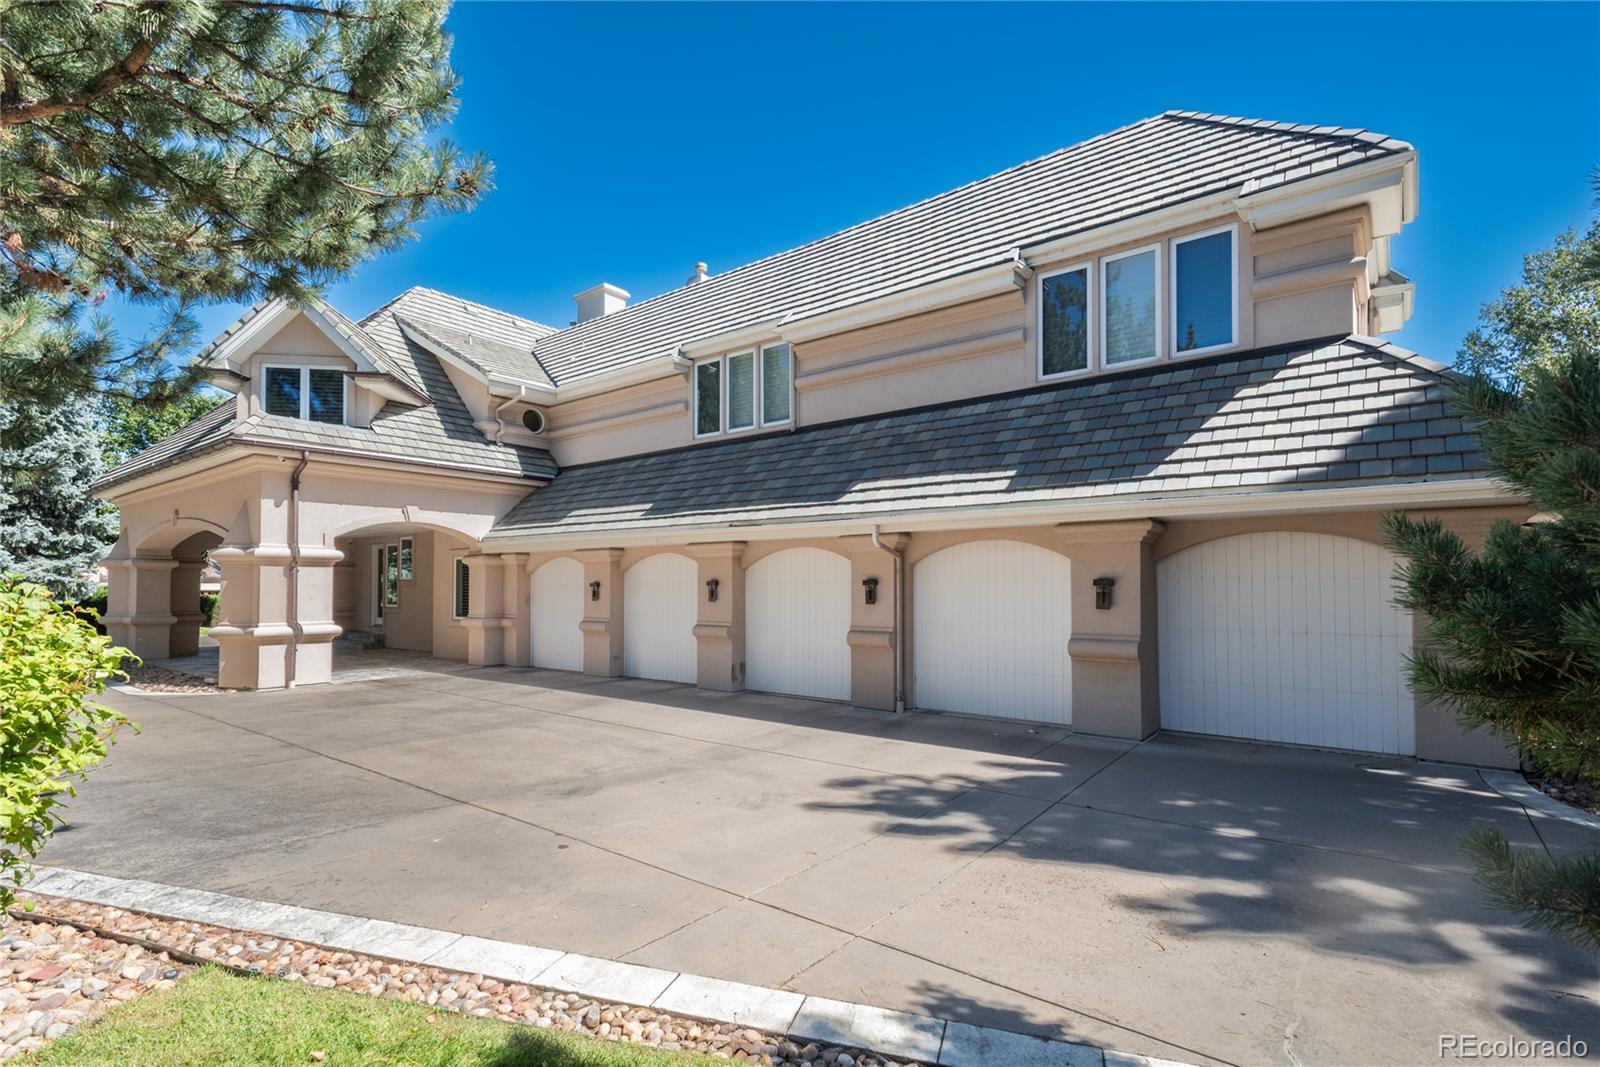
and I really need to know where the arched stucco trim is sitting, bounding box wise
[320,514,484,548]
[904,531,1073,570]
[1152,513,1389,562]
[128,516,232,556]
[620,548,695,574]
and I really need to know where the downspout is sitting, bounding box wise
[285,450,309,688]
[870,525,906,713]
[492,386,526,444]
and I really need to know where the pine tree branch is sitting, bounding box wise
[0,38,158,127]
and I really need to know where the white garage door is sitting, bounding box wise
[623,553,699,684]
[913,540,1072,723]
[531,557,585,672]
[746,548,852,701]
[1158,531,1414,754]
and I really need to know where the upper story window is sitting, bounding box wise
[1103,246,1159,366]
[263,365,346,424]
[694,342,792,438]
[1038,224,1236,381]
[1171,226,1236,355]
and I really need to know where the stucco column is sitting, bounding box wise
[166,558,206,657]
[1062,519,1164,740]
[103,557,178,660]
[688,542,746,692]
[209,544,293,689]
[332,559,357,635]
[290,546,343,686]
[463,553,521,667]
[577,549,624,676]
[505,555,532,669]
[842,533,905,711]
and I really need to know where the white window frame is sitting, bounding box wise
[693,358,724,440]
[384,542,399,607]
[1035,259,1096,382]
[452,555,470,620]
[1169,223,1239,359]
[1099,243,1163,371]
[398,537,414,582]
[371,545,386,628]
[691,342,794,439]
[260,363,349,424]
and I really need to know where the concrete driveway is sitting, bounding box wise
[43,669,1599,1065]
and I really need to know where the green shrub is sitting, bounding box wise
[200,592,220,627]
[0,579,135,911]
[78,584,109,635]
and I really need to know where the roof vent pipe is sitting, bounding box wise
[574,282,630,323]
[687,262,710,285]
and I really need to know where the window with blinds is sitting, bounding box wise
[1103,248,1158,366]
[262,365,346,424]
[1173,229,1234,353]
[453,557,470,619]
[692,342,791,438]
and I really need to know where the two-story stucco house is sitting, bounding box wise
[94,111,1521,767]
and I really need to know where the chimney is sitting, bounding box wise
[687,261,710,285]
[574,282,630,323]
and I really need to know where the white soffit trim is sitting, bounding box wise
[484,478,1514,552]
[203,298,300,372]
[1239,154,1417,237]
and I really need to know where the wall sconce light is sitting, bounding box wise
[862,576,879,605]
[1093,576,1115,610]
[589,580,602,602]
[706,577,720,602]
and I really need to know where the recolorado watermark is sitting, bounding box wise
[1440,1034,1588,1059]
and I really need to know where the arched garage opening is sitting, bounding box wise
[531,557,585,671]
[745,547,852,701]
[912,539,1072,724]
[1156,530,1414,755]
[622,552,698,683]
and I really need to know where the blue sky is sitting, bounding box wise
[113,1,1599,368]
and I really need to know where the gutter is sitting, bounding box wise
[285,450,309,688]
[871,525,907,713]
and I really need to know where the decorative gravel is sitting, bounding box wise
[1529,773,1600,816]
[0,912,188,1062]
[118,666,222,693]
[12,893,921,1067]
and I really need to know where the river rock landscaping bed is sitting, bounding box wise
[1530,773,1600,816]
[13,892,921,1066]
[0,912,187,1062]
[119,665,223,694]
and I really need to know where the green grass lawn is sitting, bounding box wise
[32,966,721,1067]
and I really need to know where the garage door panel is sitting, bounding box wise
[746,547,851,701]
[1157,531,1413,755]
[623,553,699,684]
[913,540,1071,724]
[531,558,585,672]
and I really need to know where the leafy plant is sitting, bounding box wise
[0,579,135,911]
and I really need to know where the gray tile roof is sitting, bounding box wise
[527,111,1413,386]
[383,287,557,386]
[485,336,1486,542]
[96,290,559,492]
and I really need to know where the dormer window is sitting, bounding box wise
[1038,223,1237,381]
[263,365,346,424]
[693,342,792,438]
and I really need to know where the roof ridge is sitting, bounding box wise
[1160,110,1414,153]
[533,112,1177,347]
[385,285,559,337]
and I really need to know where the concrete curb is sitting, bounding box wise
[1480,769,1600,832]
[25,866,1194,1067]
